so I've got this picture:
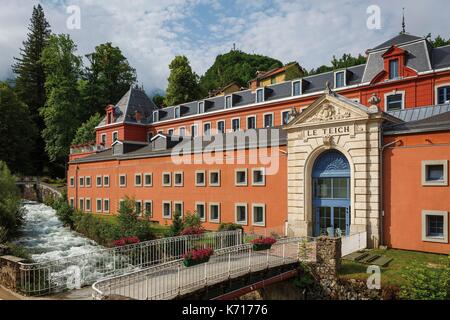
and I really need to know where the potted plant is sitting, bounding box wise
[182,248,214,267]
[251,237,277,251]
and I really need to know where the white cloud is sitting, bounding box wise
[0,0,449,94]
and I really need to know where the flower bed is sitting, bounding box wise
[251,237,277,251]
[180,226,205,236]
[113,236,141,247]
[182,248,214,267]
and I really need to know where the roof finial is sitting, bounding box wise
[401,7,406,34]
[325,81,333,95]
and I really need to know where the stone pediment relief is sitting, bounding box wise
[305,103,352,123]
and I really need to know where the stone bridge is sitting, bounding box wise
[15,177,63,203]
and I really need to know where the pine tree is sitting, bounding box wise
[12,4,51,174]
[164,56,201,106]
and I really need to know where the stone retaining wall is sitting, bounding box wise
[0,256,25,292]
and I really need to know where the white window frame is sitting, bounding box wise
[203,122,212,136]
[174,106,181,119]
[70,177,75,188]
[167,128,175,136]
[153,111,159,123]
[235,169,248,186]
[174,201,184,218]
[144,173,153,187]
[85,176,91,187]
[252,203,266,227]
[134,200,142,215]
[96,198,103,213]
[231,117,241,132]
[119,174,127,187]
[281,110,291,126]
[85,198,91,212]
[162,201,172,219]
[135,173,143,187]
[100,133,107,145]
[174,171,184,187]
[96,175,102,187]
[334,70,346,89]
[103,175,110,187]
[79,198,84,211]
[292,80,302,96]
[179,126,186,137]
[384,90,405,111]
[195,170,206,187]
[69,198,74,208]
[144,201,153,218]
[225,95,233,109]
[79,177,85,188]
[112,131,119,143]
[422,160,448,186]
[209,203,221,224]
[246,115,257,130]
[252,168,266,186]
[235,203,248,225]
[263,112,274,128]
[190,124,198,137]
[196,202,206,222]
[435,83,450,105]
[216,120,225,134]
[256,88,265,103]
[162,172,172,187]
[198,101,205,114]
[103,199,110,214]
[422,210,448,243]
[209,170,221,187]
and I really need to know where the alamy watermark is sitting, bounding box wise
[66,5,81,30]
[366,5,381,30]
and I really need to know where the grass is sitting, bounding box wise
[339,248,449,286]
[95,214,171,238]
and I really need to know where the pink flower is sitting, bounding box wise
[183,248,214,261]
[251,237,277,246]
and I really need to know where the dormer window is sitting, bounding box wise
[389,59,399,80]
[225,95,233,109]
[153,111,159,123]
[334,71,346,88]
[292,80,302,96]
[112,131,118,143]
[256,88,264,103]
[174,106,180,118]
[198,101,205,114]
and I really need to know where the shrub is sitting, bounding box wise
[0,161,22,240]
[183,248,214,262]
[218,223,243,232]
[183,212,202,230]
[180,226,205,236]
[113,236,140,247]
[6,242,31,261]
[170,210,183,236]
[251,237,277,246]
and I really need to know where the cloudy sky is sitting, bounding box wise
[1,0,449,94]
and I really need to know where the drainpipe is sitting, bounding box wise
[379,129,401,247]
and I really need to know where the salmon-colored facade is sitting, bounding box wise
[69,33,450,254]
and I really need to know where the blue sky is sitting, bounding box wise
[1,0,449,94]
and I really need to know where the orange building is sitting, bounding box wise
[68,33,450,254]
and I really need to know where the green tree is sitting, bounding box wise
[199,50,283,95]
[0,161,23,240]
[71,113,102,146]
[82,43,137,117]
[40,34,83,165]
[0,82,37,174]
[307,53,367,76]
[12,4,52,174]
[152,93,166,109]
[164,56,201,106]
[170,210,183,236]
[430,35,450,48]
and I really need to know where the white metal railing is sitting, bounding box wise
[19,230,242,296]
[341,231,367,257]
[92,237,316,300]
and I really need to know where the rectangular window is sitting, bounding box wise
[422,211,448,243]
[389,59,399,80]
[235,204,248,225]
[247,116,256,130]
[204,123,211,136]
[174,202,184,217]
[85,198,91,212]
[196,203,206,222]
[135,201,142,215]
[235,169,247,186]
[70,177,75,187]
[386,94,403,111]
[112,131,119,143]
[422,160,448,186]
[209,203,220,223]
[101,134,107,145]
[153,111,159,123]
[85,176,91,187]
[174,106,180,118]
[162,172,171,187]
[96,199,102,213]
[225,95,232,109]
[438,86,450,104]
[163,201,172,219]
[264,114,273,127]
[217,121,225,134]
[191,125,198,137]
[256,88,264,103]
[198,101,205,114]
[69,198,74,208]
[119,174,127,187]
[144,201,153,218]
[292,80,302,96]
[144,173,153,187]
[209,171,220,187]
[168,129,174,136]
[96,176,102,187]
[179,127,186,137]
[252,168,266,186]
[104,199,110,214]
[135,173,142,187]
[314,178,349,199]
[196,171,206,186]
[103,175,110,187]
[335,71,345,88]
[79,198,84,211]
[252,204,265,226]
[282,111,291,125]
[232,118,240,132]
[174,172,184,187]
[79,177,85,188]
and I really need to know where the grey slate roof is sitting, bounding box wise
[387,104,450,122]
[369,33,424,52]
[384,110,450,135]
[432,45,450,69]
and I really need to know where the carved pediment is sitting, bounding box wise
[305,104,352,123]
